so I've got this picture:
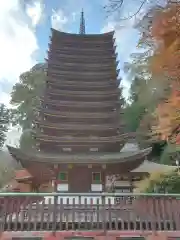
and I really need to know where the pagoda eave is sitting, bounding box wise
[47,50,117,59]
[45,88,120,96]
[49,45,116,53]
[34,121,121,131]
[7,145,152,165]
[51,28,115,39]
[40,98,122,108]
[45,93,120,101]
[47,78,121,87]
[34,133,131,143]
[35,109,122,119]
[47,69,119,78]
[49,40,115,48]
[48,44,116,55]
[46,72,118,81]
[47,52,117,62]
[48,64,117,73]
[46,79,121,88]
[46,58,118,67]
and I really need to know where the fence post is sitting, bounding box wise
[102,195,107,235]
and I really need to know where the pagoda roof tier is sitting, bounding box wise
[49,45,116,55]
[47,52,117,62]
[47,69,120,78]
[49,39,116,49]
[41,106,119,114]
[34,133,132,143]
[7,145,151,165]
[46,84,122,96]
[51,32,115,44]
[40,98,122,108]
[47,78,121,88]
[36,108,122,119]
[34,120,121,131]
[49,40,115,49]
[47,61,119,72]
[46,72,119,81]
[45,89,120,100]
[47,58,118,67]
[45,95,120,103]
[48,49,116,59]
[51,29,114,41]
[48,62,116,74]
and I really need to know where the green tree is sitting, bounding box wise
[0,104,10,149]
[123,102,145,132]
[19,129,35,151]
[123,76,154,133]
[10,63,46,130]
[136,170,180,193]
[122,4,171,138]
[159,143,180,165]
[123,77,147,133]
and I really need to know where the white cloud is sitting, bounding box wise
[72,12,78,22]
[101,20,139,65]
[0,0,39,105]
[26,1,44,27]
[101,20,140,99]
[0,92,11,107]
[5,127,21,148]
[51,9,68,31]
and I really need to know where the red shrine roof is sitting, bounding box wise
[15,169,33,181]
[1,169,33,192]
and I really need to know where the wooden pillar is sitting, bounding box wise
[130,175,133,192]
[53,164,59,192]
[102,164,106,192]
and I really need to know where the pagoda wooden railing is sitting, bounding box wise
[0,192,180,232]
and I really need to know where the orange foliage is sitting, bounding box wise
[148,3,180,143]
[152,83,180,142]
[150,3,180,80]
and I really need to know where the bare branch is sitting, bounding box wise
[104,0,148,20]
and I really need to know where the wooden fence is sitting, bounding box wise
[0,193,180,232]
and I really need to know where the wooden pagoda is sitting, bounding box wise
[7,11,151,193]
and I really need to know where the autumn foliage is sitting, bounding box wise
[152,84,180,142]
[150,2,180,80]
[147,2,180,144]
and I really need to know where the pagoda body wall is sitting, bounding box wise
[20,159,145,193]
[39,141,121,153]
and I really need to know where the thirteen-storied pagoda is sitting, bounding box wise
[7,11,151,193]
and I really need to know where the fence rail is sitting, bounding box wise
[0,193,180,232]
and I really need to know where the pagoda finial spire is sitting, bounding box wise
[79,9,85,34]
